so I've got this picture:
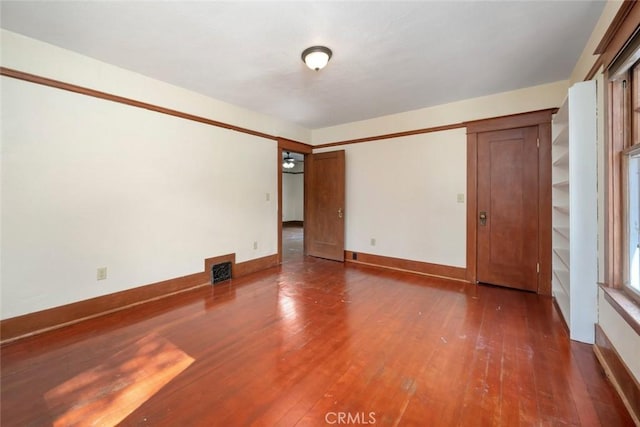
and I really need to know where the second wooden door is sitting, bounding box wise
[477,126,539,292]
[304,151,345,261]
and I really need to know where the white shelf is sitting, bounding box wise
[553,268,570,294]
[550,80,598,344]
[553,152,569,166]
[552,180,569,189]
[553,247,570,270]
[553,226,570,240]
[552,126,569,146]
[553,205,570,215]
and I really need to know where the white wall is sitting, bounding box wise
[0,31,300,319]
[311,80,568,145]
[1,77,278,319]
[316,129,467,267]
[312,80,567,269]
[599,289,640,380]
[282,173,304,222]
[0,30,310,144]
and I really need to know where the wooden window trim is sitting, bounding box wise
[601,285,640,336]
[596,1,640,71]
[605,73,629,290]
[601,5,640,322]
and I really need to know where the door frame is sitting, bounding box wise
[303,150,346,261]
[277,138,313,264]
[465,109,556,295]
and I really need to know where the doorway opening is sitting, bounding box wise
[282,151,304,263]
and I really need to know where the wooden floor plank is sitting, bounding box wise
[0,227,634,426]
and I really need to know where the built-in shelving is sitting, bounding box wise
[553,126,569,146]
[553,205,570,215]
[551,80,598,344]
[552,226,570,240]
[553,152,569,167]
[552,180,569,189]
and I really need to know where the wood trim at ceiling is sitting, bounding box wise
[465,109,554,295]
[344,251,468,282]
[278,137,313,153]
[313,110,556,151]
[464,108,557,134]
[0,66,309,148]
[0,253,278,344]
[595,1,638,55]
[596,1,640,71]
[313,123,466,149]
[593,323,640,425]
[585,55,604,81]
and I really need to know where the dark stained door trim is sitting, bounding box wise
[476,126,539,291]
[466,109,554,295]
[277,138,312,264]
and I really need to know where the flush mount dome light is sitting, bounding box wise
[301,46,332,71]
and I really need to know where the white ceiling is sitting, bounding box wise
[0,1,605,129]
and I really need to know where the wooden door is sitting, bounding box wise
[477,126,539,291]
[304,151,345,261]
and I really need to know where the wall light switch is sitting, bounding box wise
[457,193,465,203]
[370,238,376,246]
[266,193,270,201]
[97,267,107,281]
[253,241,258,250]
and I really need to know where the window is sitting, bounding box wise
[626,150,640,297]
[622,61,640,302]
[611,59,640,304]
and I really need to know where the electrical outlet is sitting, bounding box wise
[97,267,107,281]
[253,241,258,250]
[370,238,376,246]
[457,193,465,203]
[266,192,270,201]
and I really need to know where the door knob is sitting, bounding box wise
[338,208,343,219]
[479,211,487,226]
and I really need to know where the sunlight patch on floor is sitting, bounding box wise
[44,333,193,426]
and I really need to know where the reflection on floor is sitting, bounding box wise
[0,250,634,426]
[44,333,193,426]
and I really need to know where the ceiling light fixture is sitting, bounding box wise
[301,46,332,71]
[283,152,296,169]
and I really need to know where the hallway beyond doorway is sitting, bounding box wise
[282,223,303,262]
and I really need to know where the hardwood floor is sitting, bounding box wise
[0,253,633,426]
[282,224,304,262]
